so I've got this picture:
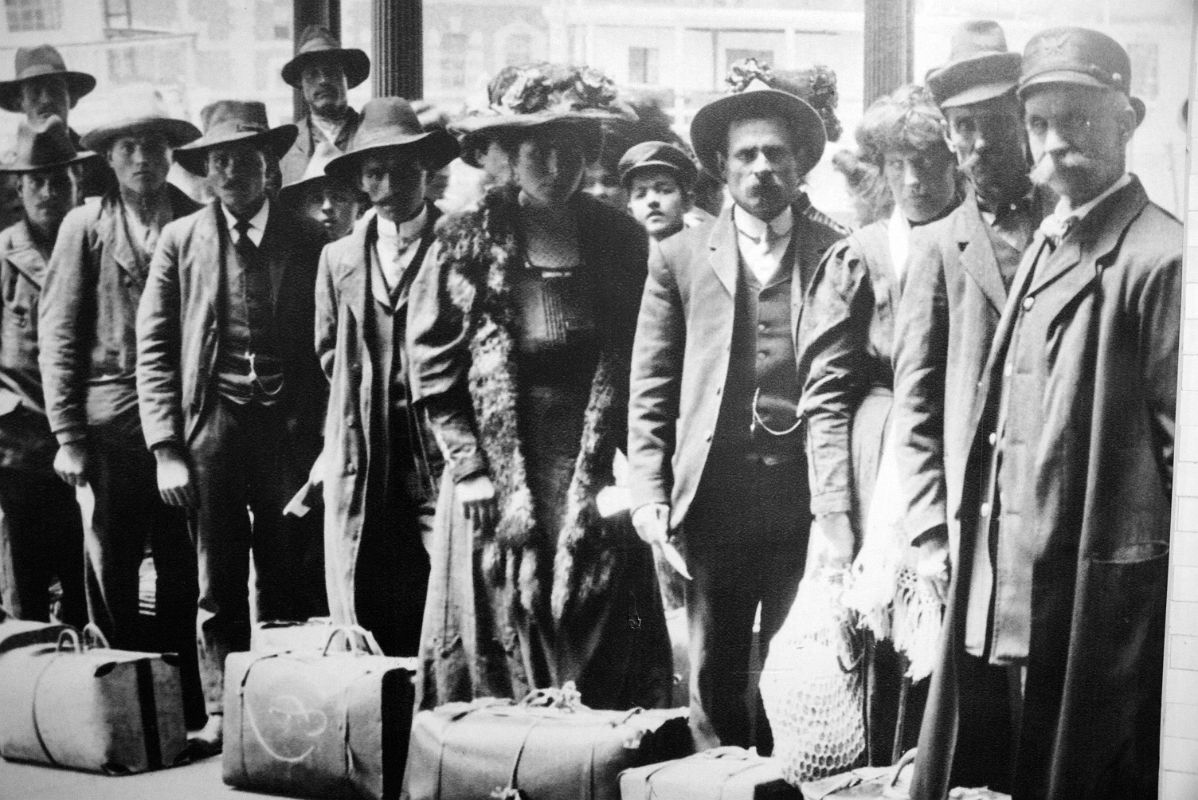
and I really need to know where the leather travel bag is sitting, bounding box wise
[402,683,692,800]
[620,746,800,800]
[222,625,416,800]
[0,626,186,773]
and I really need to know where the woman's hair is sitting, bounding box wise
[855,84,950,170]
[831,148,893,227]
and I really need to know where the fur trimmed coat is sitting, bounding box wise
[407,186,671,710]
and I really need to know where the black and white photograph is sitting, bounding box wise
[0,0,1195,798]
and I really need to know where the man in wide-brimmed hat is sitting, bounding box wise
[278,25,370,186]
[627,66,847,751]
[136,100,328,753]
[38,110,204,725]
[908,27,1179,800]
[892,19,1054,752]
[0,117,91,634]
[313,98,458,657]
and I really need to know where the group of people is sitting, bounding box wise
[0,14,1180,800]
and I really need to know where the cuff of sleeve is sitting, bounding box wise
[810,492,851,516]
[54,429,87,446]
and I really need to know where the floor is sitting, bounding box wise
[0,752,260,800]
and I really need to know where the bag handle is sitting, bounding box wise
[55,628,82,653]
[321,624,383,657]
[82,623,111,650]
[519,681,584,712]
[889,748,917,788]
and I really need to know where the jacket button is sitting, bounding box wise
[1022,295,1035,311]
[988,432,997,445]
[980,502,991,518]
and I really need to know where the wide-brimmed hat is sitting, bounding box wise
[279,143,366,206]
[618,141,698,189]
[324,97,460,182]
[0,115,97,174]
[450,63,637,167]
[281,26,370,89]
[926,20,1022,109]
[81,116,201,154]
[0,45,96,113]
[690,59,826,178]
[173,101,298,175]
[1018,27,1145,125]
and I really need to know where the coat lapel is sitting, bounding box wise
[956,198,1008,314]
[4,222,48,286]
[98,197,145,288]
[707,207,739,297]
[196,202,223,329]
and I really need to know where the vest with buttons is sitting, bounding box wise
[215,215,284,405]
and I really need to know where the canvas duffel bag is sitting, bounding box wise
[619,746,799,800]
[222,624,415,800]
[403,683,692,800]
[0,626,186,773]
[0,608,68,654]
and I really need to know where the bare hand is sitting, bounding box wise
[53,442,89,487]
[631,503,670,545]
[154,446,197,508]
[457,474,498,531]
[809,511,856,573]
[915,528,951,604]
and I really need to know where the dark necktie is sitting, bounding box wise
[234,217,273,316]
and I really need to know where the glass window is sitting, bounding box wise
[5,0,62,31]
[1127,42,1159,100]
[441,31,468,90]
[629,46,660,85]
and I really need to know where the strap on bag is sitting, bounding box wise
[135,658,164,770]
[489,717,544,800]
[28,631,79,767]
[321,624,384,657]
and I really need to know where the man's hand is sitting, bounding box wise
[53,441,89,487]
[154,445,197,508]
[809,511,856,573]
[914,526,951,604]
[632,503,670,545]
[457,474,498,530]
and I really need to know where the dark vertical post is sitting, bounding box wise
[374,0,423,100]
[292,0,341,121]
[863,0,913,107]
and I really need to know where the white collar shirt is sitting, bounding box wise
[733,204,794,285]
[373,205,428,306]
[1039,172,1131,243]
[221,198,270,247]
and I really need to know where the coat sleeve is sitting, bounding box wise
[406,239,487,482]
[892,232,950,543]
[38,206,95,446]
[135,222,185,450]
[315,242,337,382]
[799,238,871,517]
[627,239,684,511]
[1136,248,1181,497]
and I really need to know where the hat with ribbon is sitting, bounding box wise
[1017,26,1145,125]
[325,97,460,182]
[173,100,298,175]
[0,115,97,174]
[690,58,827,179]
[925,20,1022,108]
[281,26,370,89]
[0,45,97,113]
[617,141,698,189]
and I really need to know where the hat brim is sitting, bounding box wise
[81,117,201,153]
[0,149,98,174]
[690,89,826,179]
[173,125,299,176]
[324,129,461,182]
[281,49,371,89]
[278,172,366,205]
[452,112,623,168]
[0,70,97,113]
[1018,72,1146,125]
[926,52,1021,108]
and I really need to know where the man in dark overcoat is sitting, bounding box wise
[39,113,203,723]
[278,26,369,186]
[910,28,1181,800]
[0,117,91,628]
[627,77,847,751]
[136,101,328,752]
[314,98,458,657]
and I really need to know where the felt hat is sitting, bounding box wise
[324,97,460,182]
[281,25,370,89]
[1017,26,1145,124]
[173,101,298,175]
[81,116,201,154]
[617,141,698,189]
[690,58,826,178]
[0,115,97,174]
[925,20,1022,108]
[279,143,365,206]
[0,45,96,113]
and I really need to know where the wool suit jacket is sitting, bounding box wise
[279,108,362,186]
[136,200,328,456]
[627,198,846,531]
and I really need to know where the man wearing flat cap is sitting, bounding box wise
[38,112,204,723]
[893,17,1052,690]
[136,101,328,752]
[0,117,91,632]
[910,27,1180,800]
[628,74,847,751]
[278,25,370,186]
[314,98,459,657]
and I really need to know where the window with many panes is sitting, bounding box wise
[629,46,659,85]
[5,0,62,31]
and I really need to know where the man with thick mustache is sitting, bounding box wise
[909,28,1180,800]
[628,78,846,750]
[137,102,327,754]
[39,113,203,723]
[278,26,369,186]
